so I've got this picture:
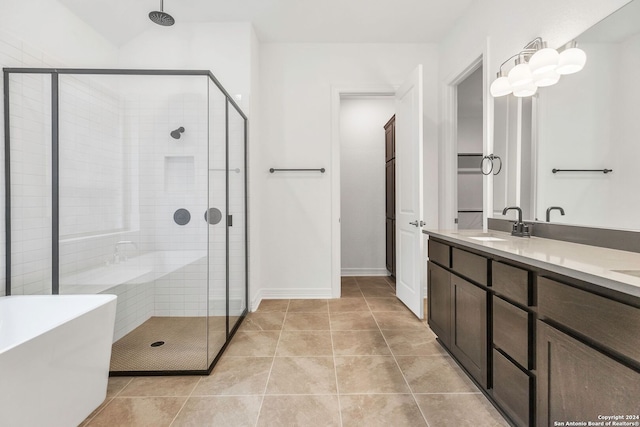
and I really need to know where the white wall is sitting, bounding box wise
[248,27,261,308]
[118,22,253,108]
[339,97,395,276]
[0,0,118,68]
[437,0,632,229]
[255,43,438,305]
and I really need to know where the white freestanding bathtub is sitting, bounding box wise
[0,294,117,427]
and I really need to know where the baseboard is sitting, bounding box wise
[251,287,334,311]
[250,288,263,312]
[340,268,389,277]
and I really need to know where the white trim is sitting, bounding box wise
[250,288,263,312]
[340,268,389,277]
[530,95,539,220]
[483,39,494,230]
[330,84,397,301]
[253,288,333,312]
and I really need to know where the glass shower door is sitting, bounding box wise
[207,79,228,365]
[228,102,247,331]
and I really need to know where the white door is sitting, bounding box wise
[395,65,424,318]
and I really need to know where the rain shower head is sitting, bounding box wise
[171,127,185,139]
[149,0,175,26]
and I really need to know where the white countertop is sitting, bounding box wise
[424,229,640,299]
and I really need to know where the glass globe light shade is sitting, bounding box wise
[490,76,512,97]
[508,63,533,88]
[533,69,561,87]
[556,47,587,75]
[513,81,538,97]
[529,48,560,75]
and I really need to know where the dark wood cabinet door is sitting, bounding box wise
[384,116,395,162]
[537,321,640,427]
[385,159,395,219]
[493,296,530,369]
[450,274,487,388]
[384,115,395,276]
[492,349,532,427]
[386,218,394,274]
[427,261,451,347]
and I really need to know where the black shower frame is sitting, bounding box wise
[3,67,249,376]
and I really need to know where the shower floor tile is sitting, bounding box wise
[110,316,227,373]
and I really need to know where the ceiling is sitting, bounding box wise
[58,0,475,46]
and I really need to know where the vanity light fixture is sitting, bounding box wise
[489,70,512,97]
[513,81,538,97]
[529,44,560,75]
[490,37,587,98]
[532,68,561,87]
[556,41,587,75]
[508,56,534,88]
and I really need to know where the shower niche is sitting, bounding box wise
[3,68,248,375]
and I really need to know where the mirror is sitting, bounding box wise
[493,0,640,230]
[492,96,534,222]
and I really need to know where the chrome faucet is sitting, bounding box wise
[113,240,138,263]
[502,206,531,237]
[545,206,565,222]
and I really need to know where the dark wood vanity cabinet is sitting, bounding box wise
[450,273,487,388]
[427,261,451,347]
[493,348,532,427]
[491,261,535,427]
[385,116,395,276]
[427,236,640,427]
[537,321,640,427]
[536,277,640,426]
[427,242,487,388]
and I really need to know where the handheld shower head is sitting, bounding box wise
[171,127,185,139]
[149,0,175,26]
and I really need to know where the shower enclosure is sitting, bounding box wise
[3,68,247,375]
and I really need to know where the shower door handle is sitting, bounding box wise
[227,215,233,227]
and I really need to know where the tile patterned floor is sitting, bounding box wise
[81,276,508,426]
[110,316,228,372]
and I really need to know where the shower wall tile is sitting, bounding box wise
[6,68,52,296]
[108,281,154,341]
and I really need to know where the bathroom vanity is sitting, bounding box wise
[424,229,640,427]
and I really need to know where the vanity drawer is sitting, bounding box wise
[493,348,531,427]
[451,247,488,286]
[428,239,450,267]
[493,296,530,369]
[538,277,640,363]
[492,261,531,306]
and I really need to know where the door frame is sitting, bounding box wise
[330,85,397,298]
[440,39,492,231]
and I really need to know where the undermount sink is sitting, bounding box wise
[611,269,640,279]
[468,236,507,242]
